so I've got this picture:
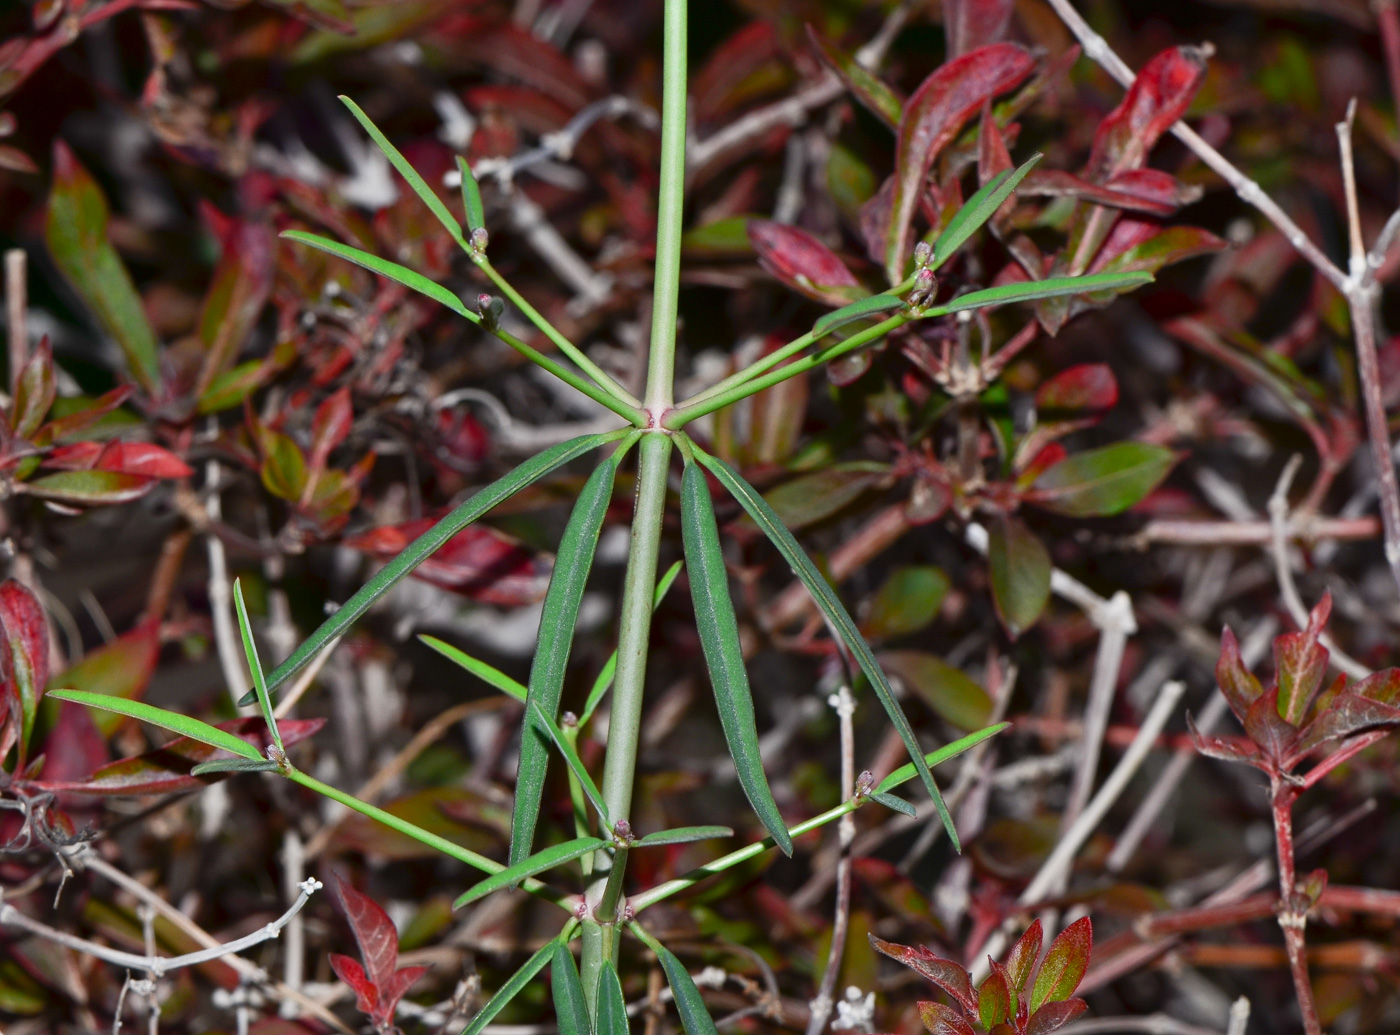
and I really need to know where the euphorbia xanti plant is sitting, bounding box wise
[47,1,1153,1030]
[1193,595,1400,1035]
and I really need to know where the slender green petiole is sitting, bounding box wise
[666,312,911,428]
[476,255,642,409]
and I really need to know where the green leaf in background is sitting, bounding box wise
[458,156,486,235]
[878,651,994,731]
[551,943,591,1035]
[255,425,308,502]
[44,142,162,394]
[862,566,949,640]
[22,470,152,506]
[281,230,479,323]
[461,936,562,1035]
[418,636,526,702]
[512,444,631,865]
[48,623,160,736]
[597,961,630,1035]
[252,431,627,704]
[634,825,733,847]
[680,462,793,857]
[47,690,263,760]
[454,837,606,909]
[579,560,683,726]
[931,152,1042,270]
[926,271,1152,315]
[812,295,906,340]
[654,943,721,1035]
[232,578,282,756]
[339,95,467,249]
[756,463,887,533]
[692,444,961,851]
[987,516,1051,638]
[11,339,55,440]
[1027,442,1177,517]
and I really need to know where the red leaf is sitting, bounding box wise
[1086,46,1210,180]
[309,388,354,475]
[693,22,781,123]
[1035,364,1118,413]
[887,44,1035,283]
[917,1000,977,1035]
[35,700,108,787]
[1027,998,1088,1035]
[870,936,977,1014]
[1275,594,1332,725]
[1216,626,1264,721]
[1024,169,1198,216]
[1089,222,1227,277]
[36,718,325,796]
[329,953,380,1018]
[1292,693,1400,759]
[1186,711,1261,768]
[1002,920,1043,993]
[1029,917,1092,1014]
[747,220,861,305]
[23,469,156,506]
[197,218,275,386]
[345,520,551,606]
[1243,688,1296,766]
[333,875,425,1029]
[36,385,133,445]
[945,0,1014,58]
[0,579,50,768]
[46,441,192,479]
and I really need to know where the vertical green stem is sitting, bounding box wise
[642,0,688,415]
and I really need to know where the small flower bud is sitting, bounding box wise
[613,819,633,843]
[477,293,504,330]
[913,241,932,268]
[560,710,578,728]
[855,770,875,797]
[470,226,489,256]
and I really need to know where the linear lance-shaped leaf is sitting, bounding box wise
[634,825,733,847]
[47,690,263,760]
[551,942,591,1035]
[598,961,630,1035]
[418,635,527,702]
[690,444,960,851]
[681,461,794,856]
[512,442,631,864]
[925,272,1152,316]
[812,295,906,339]
[454,837,606,909]
[528,700,610,828]
[232,578,283,756]
[249,431,627,704]
[458,156,486,234]
[462,936,562,1035]
[931,152,1042,270]
[656,944,722,1035]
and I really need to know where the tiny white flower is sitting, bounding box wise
[831,986,875,1032]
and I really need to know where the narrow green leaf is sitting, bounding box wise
[529,700,610,828]
[578,560,683,727]
[930,153,1042,270]
[870,791,916,816]
[925,272,1152,315]
[253,432,627,704]
[680,461,793,857]
[417,635,526,702]
[339,95,467,249]
[47,690,263,760]
[812,295,905,339]
[281,230,479,323]
[454,837,606,909]
[232,578,282,755]
[189,758,282,776]
[461,937,561,1035]
[634,826,733,847]
[690,445,961,852]
[1028,442,1177,517]
[551,943,591,1035]
[655,944,721,1035]
[597,961,630,1035]
[458,156,486,235]
[512,444,631,865]
[875,722,1009,795]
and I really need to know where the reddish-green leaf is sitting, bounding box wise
[44,143,161,394]
[1090,224,1227,278]
[917,1001,977,1035]
[1086,46,1209,179]
[1029,918,1092,1014]
[196,218,275,386]
[1003,920,1044,993]
[987,516,1050,637]
[978,963,1014,1029]
[1293,693,1400,758]
[1216,626,1264,720]
[1028,442,1176,517]
[747,220,862,305]
[345,520,551,606]
[0,580,49,767]
[308,387,353,476]
[22,470,154,506]
[257,425,308,501]
[862,566,949,640]
[945,0,1014,57]
[807,26,903,128]
[870,936,976,1014]
[757,463,887,532]
[1035,364,1118,414]
[1275,594,1332,726]
[11,337,55,440]
[45,441,192,479]
[37,718,324,795]
[48,622,159,736]
[886,44,1035,283]
[1026,998,1088,1035]
[879,651,992,731]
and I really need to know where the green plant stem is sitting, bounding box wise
[598,432,673,829]
[642,0,688,414]
[680,274,919,410]
[564,724,595,875]
[597,845,629,922]
[285,768,574,911]
[666,312,910,427]
[476,255,642,408]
